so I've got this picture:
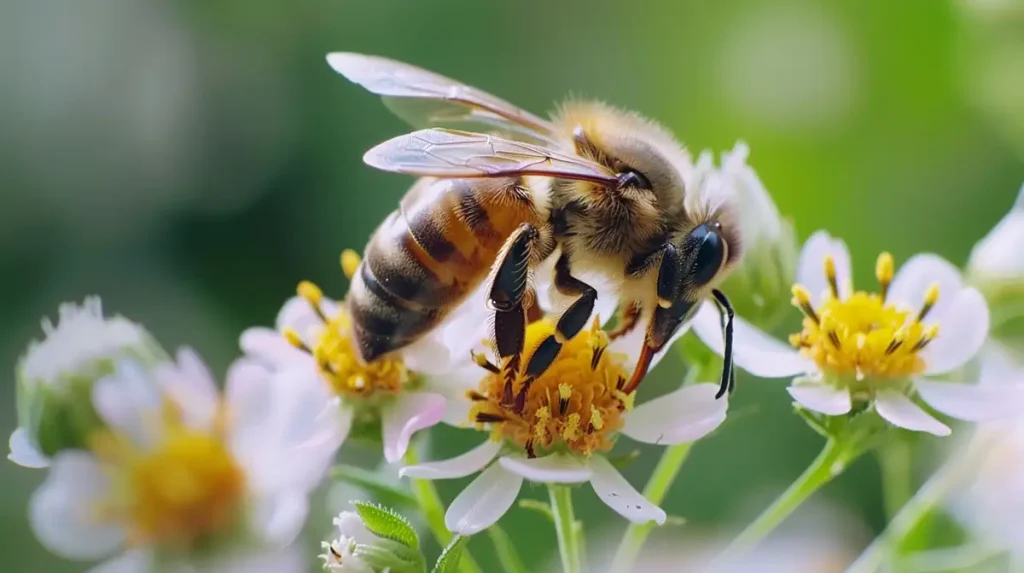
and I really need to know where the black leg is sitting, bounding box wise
[522,252,598,379]
[488,224,538,380]
[712,289,735,399]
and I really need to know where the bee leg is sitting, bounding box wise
[522,253,597,379]
[607,301,642,340]
[711,289,736,398]
[489,224,539,380]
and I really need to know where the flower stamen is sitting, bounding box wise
[824,255,840,299]
[340,250,361,280]
[917,283,940,322]
[876,252,894,301]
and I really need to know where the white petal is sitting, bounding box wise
[399,439,502,480]
[30,452,124,560]
[978,343,1024,386]
[874,389,951,436]
[401,334,453,376]
[786,380,852,416]
[796,231,852,305]
[230,369,349,494]
[692,301,813,378]
[588,455,666,525]
[444,462,523,535]
[381,392,447,463]
[250,489,310,547]
[915,379,1024,422]
[92,360,162,448]
[86,551,150,573]
[8,428,49,468]
[275,295,339,338]
[887,254,963,319]
[155,347,219,432]
[968,184,1024,278]
[239,327,309,369]
[498,454,593,483]
[622,383,728,444]
[920,288,989,375]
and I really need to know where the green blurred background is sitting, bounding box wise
[2,0,1022,570]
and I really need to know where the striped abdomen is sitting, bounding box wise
[348,177,544,363]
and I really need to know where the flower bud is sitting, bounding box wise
[9,297,167,468]
[320,509,424,573]
[696,142,799,330]
[968,184,1024,353]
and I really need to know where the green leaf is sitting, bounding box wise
[432,534,469,573]
[353,501,420,550]
[331,465,418,508]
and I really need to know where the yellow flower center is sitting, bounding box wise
[469,317,633,457]
[90,403,245,548]
[283,250,409,398]
[789,252,940,384]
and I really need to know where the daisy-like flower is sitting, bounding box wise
[400,316,729,535]
[29,348,341,571]
[692,230,1024,436]
[10,296,166,469]
[239,250,477,464]
[320,511,377,573]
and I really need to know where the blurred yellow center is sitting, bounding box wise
[469,318,633,457]
[284,250,409,398]
[90,403,245,547]
[789,253,939,383]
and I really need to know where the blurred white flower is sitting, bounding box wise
[948,346,1024,557]
[9,296,166,468]
[239,251,484,464]
[968,183,1024,282]
[692,231,1024,436]
[28,349,340,571]
[320,512,376,573]
[401,316,728,535]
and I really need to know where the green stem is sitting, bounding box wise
[846,437,994,573]
[714,438,850,566]
[549,485,582,573]
[405,447,482,573]
[878,437,913,521]
[486,525,527,573]
[609,442,694,572]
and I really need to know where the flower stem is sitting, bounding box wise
[549,485,583,573]
[713,438,849,565]
[610,442,694,572]
[878,436,913,521]
[405,447,482,573]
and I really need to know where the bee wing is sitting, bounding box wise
[327,52,557,145]
[364,128,619,185]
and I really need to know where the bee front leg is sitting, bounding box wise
[521,253,597,379]
[607,301,642,340]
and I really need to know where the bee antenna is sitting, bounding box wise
[712,289,735,399]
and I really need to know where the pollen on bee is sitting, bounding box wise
[341,249,362,280]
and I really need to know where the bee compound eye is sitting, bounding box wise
[690,225,726,286]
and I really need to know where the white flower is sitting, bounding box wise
[947,346,1024,556]
[691,230,1024,436]
[320,512,376,573]
[400,317,728,535]
[239,274,477,464]
[968,183,1024,281]
[29,348,341,571]
[10,296,166,469]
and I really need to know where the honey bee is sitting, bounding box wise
[329,53,741,398]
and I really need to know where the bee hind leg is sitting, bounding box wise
[488,224,540,385]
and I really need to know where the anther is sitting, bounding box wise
[341,249,361,280]
[558,383,572,416]
[591,344,606,371]
[913,325,940,351]
[791,285,820,323]
[472,351,500,374]
[917,284,940,322]
[827,330,842,350]
[297,280,328,321]
[876,252,894,301]
[590,409,605,431]
[283,328,310,352]
[475,412,506,424]
[525,440,536,459]
[467,390,488,402]
[824,256,840,299]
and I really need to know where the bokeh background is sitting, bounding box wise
[2,0,1022,570]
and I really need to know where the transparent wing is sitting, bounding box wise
[327,52,556,144]
[364,128,618,184]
